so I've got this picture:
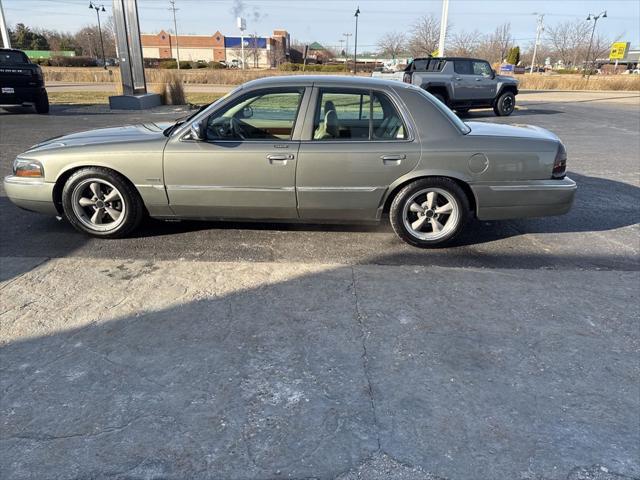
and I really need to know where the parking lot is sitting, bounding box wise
[1,93,639,480]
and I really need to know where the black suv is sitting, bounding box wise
[0,48,49,114]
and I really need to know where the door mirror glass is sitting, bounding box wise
[240,106,253,119]
[190,121,204,140]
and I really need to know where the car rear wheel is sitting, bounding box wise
[61,167,144,238]
[390,178,470,248]
[34,90,49,114]
[493,91,515,116]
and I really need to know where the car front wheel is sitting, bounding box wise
[61,167,144,238]
[390,178,470,248]
[493,91,515,116]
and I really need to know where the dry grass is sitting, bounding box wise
[516,74,640,91]
[48,90,223,105]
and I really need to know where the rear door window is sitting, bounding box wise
[454,60,473,75]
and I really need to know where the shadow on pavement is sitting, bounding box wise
[1,257,638,480]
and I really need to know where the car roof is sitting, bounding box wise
[242,74,409,90]
[411,57,488,63]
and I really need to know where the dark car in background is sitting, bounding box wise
[0,48,49,114]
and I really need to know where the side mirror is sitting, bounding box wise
[490,69,496,79]
[241,106,253,119]
[189,121,204,140]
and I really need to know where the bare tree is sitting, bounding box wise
[377,31,406,59]
[246,33,262,68]
[407,14,441,58]
[449,30,481,57]
[546,20,591,68]
[475,23,512,64]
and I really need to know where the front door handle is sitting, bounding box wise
[381,154,406,165]
[475,78,483,81]
[455,77,462,81]
[267,153,294,164]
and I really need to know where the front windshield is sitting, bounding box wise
[415,88,471,134]
[164,85,244,136]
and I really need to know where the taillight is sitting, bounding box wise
[552,142,567,179]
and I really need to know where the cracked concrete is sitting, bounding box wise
[1,257,638,479]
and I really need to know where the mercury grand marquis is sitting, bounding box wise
[3,75,576,248]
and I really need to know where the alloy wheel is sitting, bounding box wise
[402,187,460,241]
[70,178,127,232]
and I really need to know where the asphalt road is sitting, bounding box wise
[0,97,638,271]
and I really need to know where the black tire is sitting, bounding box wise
[390,177,470,248]
[34,90,50,114]
[455,107,470,115]
[61,167,144,238]
[493,91,515,116]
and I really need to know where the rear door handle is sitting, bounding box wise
[267,153,294,164]
[381,154,405,164]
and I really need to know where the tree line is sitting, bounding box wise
[377,14,617,68]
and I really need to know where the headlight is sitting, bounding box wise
[13,158,44,178]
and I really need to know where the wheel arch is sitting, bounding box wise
[497,84,518,99]
[52,165,146,216]
[380,172,478,218]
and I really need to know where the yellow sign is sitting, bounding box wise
[609,42,629,60]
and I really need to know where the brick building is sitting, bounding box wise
[141,29,289,67]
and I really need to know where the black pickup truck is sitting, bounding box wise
[0,48,49,114]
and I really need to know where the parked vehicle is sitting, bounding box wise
[4,76,575,248]
[403,57,519,116]
[0,48,49,114]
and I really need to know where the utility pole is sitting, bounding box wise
[89,2,107,70]
[0,0,10,49]
[343,33,352,72]
[237,17,246,70]
[584,10,606,79]
[353,6,360,75]
[437,0,450,56]
[530,13,545,74]
[169,0,181,69]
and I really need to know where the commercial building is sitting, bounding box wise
[141,29,289,68]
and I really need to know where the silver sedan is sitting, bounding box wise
[3,75,576,248]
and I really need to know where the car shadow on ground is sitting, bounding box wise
[1,254,638,480]
[457,107,564,119]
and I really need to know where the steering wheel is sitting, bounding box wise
[230,116,247,139]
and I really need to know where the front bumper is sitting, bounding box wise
[471,177,577,221]
[3,176,57,215]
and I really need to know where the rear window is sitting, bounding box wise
[0,51,29,64]
[410,58,446,72]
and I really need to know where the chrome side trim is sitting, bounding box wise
[297,186,384,192]
[489,183,577,191]
[166,185,295,192]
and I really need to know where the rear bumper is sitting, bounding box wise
[0,86,45,106]
[3,176,57,215]
[471,177,576,221]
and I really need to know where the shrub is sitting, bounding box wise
[207,61,225,69]
[193,61,208,69]
[178,61,192,69]
[159,59,177,69]
[278,62,300,71]
[48,56,98,67]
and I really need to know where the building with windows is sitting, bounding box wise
[141,29,290,67]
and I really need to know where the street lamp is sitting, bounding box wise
[353,6,360,75]
[89,1,107,69]
[584,10,606,79]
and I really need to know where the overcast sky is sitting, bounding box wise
[3,0,639,51]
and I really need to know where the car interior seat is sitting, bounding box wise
[314,100,339,139]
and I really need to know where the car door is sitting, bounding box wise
[472,60,497,100]
[296,86,421,220]
[452,59,479,100]
[163,87,309,219]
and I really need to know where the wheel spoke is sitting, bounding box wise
[90,209,103,225]
[103,189,120,203]
[411,216,427,230]
[104,207,121,221]
[430,218,443,233]
[426,191,437,209]
[90,182,102,199]
[78,197,96,207]
[435,202,453,214]
[409,202,424,213]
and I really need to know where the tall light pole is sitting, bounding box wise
[0,0,11,48]
[529,13,545,74]
[343,33,352,72]
[584,10,606,79]
[89,2,107,70]
[169,0,181,69]
[353,6,360,75]
[237,17,246,70]
[437,0,450,56]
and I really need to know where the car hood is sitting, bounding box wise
[26,123,172,152]
[465,121,559,141]
[496,74,518,84]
